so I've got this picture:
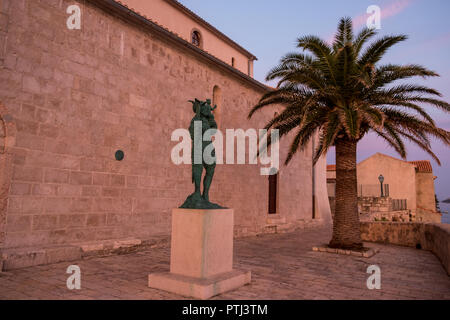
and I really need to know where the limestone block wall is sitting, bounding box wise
[0,0,322,249]
[361,210,410,223]
[359,197,393,214]
[360,222,450,275]
[358,197,411,222]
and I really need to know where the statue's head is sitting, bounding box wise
[200,101,214,118]
[189,99,217,118]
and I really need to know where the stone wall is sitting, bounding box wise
[359,197,392,214]
[416,207,442,223]
[360,222,450,275]
[358,197,411,222]
[328,196,411,222]
[0,0,325,250]
[364,210,410,223]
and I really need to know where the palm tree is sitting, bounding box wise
[248,17,450,250]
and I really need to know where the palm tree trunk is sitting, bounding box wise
[329,139,363,250]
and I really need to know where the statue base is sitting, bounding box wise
[179,192,225,209]
[148,208,251,299]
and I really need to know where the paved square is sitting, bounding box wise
[0,227,449,300]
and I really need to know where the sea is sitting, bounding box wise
[440,203,450,224]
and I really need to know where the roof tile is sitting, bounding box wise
[408,160,433,173]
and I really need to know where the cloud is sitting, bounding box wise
[355,0,414,29]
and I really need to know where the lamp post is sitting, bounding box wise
[378,174,384,197]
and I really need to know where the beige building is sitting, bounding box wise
[0,0,330,269]
[327,153,441,223]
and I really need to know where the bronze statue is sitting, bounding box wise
[180,98,225,209]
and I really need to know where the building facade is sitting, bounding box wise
[327,153,441,223]
[119,0,256,77]
[0,0,330,265]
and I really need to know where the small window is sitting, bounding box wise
[191,30,201,47]
[231,57,235,67]
[248,60,253,77]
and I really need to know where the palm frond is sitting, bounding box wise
[354,27,377,56]
[358,35,408,68]
[333,17,354,51]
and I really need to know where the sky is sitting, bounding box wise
[179,0,450,206]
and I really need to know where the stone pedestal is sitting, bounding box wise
[148,208,251,299]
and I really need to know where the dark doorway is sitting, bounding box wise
[268,173,278,214]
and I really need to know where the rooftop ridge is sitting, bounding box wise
[327,153,433,173]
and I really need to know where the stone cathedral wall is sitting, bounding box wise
[0,0,326,251]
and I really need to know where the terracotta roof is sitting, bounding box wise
[408,160,433,173]
[88,0,269,92]
[327,165,336,171]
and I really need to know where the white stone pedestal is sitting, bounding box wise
[148,208,251,299]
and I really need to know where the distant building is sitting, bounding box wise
[327,153,441,223]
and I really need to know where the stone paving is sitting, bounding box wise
[0,226,449,300]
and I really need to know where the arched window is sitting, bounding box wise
[212,85,222,125]
[191,30,202,48]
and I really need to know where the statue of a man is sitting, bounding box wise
[180,98,224,209]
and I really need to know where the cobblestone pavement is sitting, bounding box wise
[0,226,449,300]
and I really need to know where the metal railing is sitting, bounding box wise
[392,199,407,211]
[357,184,390,198]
